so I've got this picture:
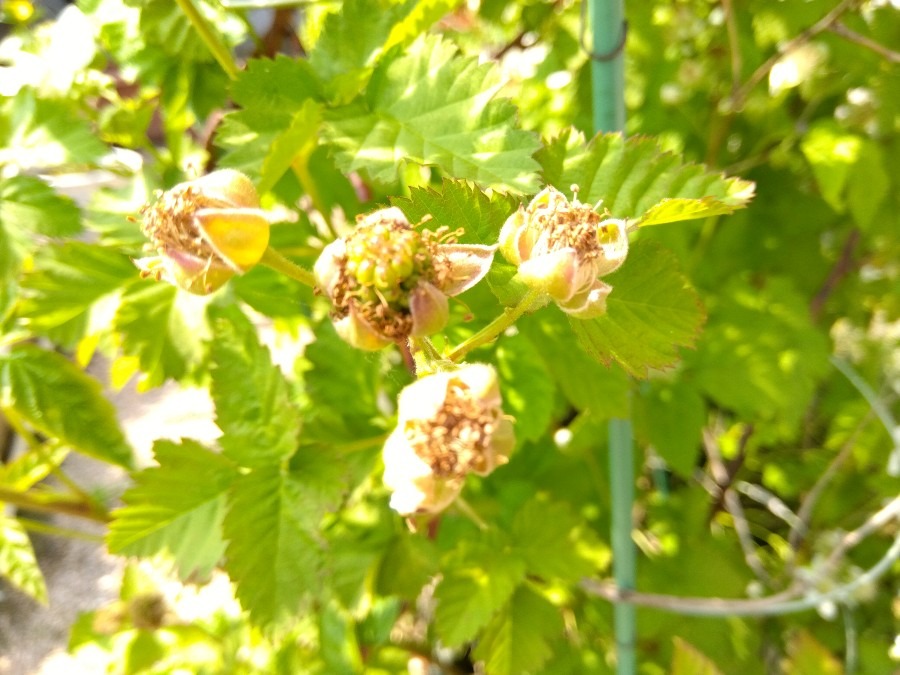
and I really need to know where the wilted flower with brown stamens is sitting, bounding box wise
[499,185,629,318]
[136,170,272,295]
[382,363,515,516]
[314,207,495,351]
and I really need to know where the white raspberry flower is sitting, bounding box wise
[499,185,628,318]
[314,207,495,350]
[382,363,515,516]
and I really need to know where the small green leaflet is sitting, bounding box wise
[391,178,517,246]
[493,337,554,443]
[634,380,705,478]
[209,307,301,468]
[223,467,320,626]
[0,515,47,604]
[324,34,541,193]
[538,130,754,224]
[0,345,133,468]
[570,242,705,378]
[472,586,562,675]
[107,439,236,578]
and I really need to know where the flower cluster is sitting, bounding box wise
[136,170,272,295]
[499,185,628,318]
[314,207,495,350]
[382,364,514,516]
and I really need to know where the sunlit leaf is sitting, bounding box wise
[107,439,236,577]
[671,637,724,675]
[324,34,541,193]
[0,515,47,603]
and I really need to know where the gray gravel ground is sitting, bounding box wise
[0,366,220,675]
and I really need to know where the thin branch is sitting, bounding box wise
[720,0,743,99]
[811,229,860,321]
[824,495,900,572]
[734,481,804,532]
[582,529,900,617]
[703,428,771,584]
[728,0,860,111]
[829,21,900,64]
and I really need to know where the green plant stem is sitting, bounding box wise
[453,496,488,531]
[16,516,105,543]
[174,0,241,81]
[259,247,317,287]
[446,289,541,362]
[0,486,110,523]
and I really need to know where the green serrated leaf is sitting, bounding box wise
[634,380,705,478]
[324,34,540,193]
[113,281,209,389]
[0,345,133,468]
[231,55,322,114]
[17,242,135,335]
[107,439,236,577]
[539,130,754,220]
[258,100,322,195]
[392,178,517,246]
[511,496,597,581]
[671,637,724,675]
[493,336,554,443]
[472,585,562,675]
[0,514,47,603]
[208,308,301,468]
[434,546,526,647]
[569,242,705,378]
[299,321,385,441]
[519,312,630,417]
[376,533,439,600]
[223,467,320,625]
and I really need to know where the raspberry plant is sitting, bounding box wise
[0,1,898,673]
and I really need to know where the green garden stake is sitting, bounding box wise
[586,1,635,673]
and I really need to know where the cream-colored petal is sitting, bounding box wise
[333,308,393,351]
[559,279,613,319]
[409,282,450,337]
[517,248,583,302]
[454,363,501,404]
[396,371,452,422]
[499,208,526,265]
[437,244,497,296]
[313,239,347,297]
[594,218,629,276]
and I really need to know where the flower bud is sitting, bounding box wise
[136,170,272,295]
[382,363,515,516]
[314,207,496,350]
[499,186,629,318]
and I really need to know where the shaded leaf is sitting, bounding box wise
[493,336,554,443]
[0,345,133,468]
[107,439,236,577]
[783,630,843,675]
[634,379,705,477]
[324,34,540,193]
[570,243,705,377]
[434,545,526,647]
[472,585,562,675]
